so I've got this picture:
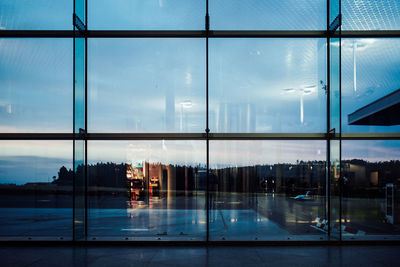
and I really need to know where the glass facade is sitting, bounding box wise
[209,140,326,241]
[87,140,206,240]
[0,141,72,239]
[0,0,399,242]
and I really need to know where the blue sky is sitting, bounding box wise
[1,1,400,183]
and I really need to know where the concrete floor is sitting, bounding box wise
[1,194,399,241]
[1,245,399,267]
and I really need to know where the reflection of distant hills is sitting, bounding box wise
[0,156,72,185]
[1,159,400,194]
[0,182,72,195]
[55,162,128,188]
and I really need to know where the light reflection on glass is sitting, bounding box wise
[342,38,400,133]
[211,0,326,30]
[0,0,72,30]
[342,140,400,240]
[210,38,326,133]
[209,140,327,241]
[0,141,72,239]
[87,141,206,240]
[89,0,204,30]
[0,39,72,133]
[88,38,205,133]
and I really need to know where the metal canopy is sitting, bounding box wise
[348,89,400,125]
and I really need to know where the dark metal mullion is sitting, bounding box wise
[209,30,327,38]
[0,30,74,38]
[338,0,343,243]
[83,0,88,240]
[205,0,210,244]
[2,133,400,140]
[1,30,400,38]
[326,0,331,240]
[0,133,74,140]
[341,133,400,139]
[209,133,326,140]
[72,9,76,241]
[87,133,205,140]
[340,30,400,38]
[84,32,88,241]
[87,30,206,38]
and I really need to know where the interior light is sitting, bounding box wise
[180,100,193,108]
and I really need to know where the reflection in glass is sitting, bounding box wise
[342,0,400,30]
[87,141,206,240]
[74,140,85,240]
[329,36,341,240]
[342,38,400,133]
[330,38,341,132]
[210,0,326,30]
[342,140,400,240]
[88,39,205,133]
[329,140,341,239]
[0,0,72,30]
[329,0,340,25]
[75,0,86,24]
[74,37,85,134]
[210,39,326,133]
[0,141,72,239]
[209,141,327,240]
[89,0,204,30]
[0,39,72,133]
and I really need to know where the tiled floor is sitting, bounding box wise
[1,245,399,267]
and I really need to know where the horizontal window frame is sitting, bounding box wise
[1,30,399,38]
[1,133,400,140]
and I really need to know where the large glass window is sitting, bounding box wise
[209,140,326,241]
[0,39,73,133]
[342,38,400,133]
[210,39,326,133]
[87,140,206,240]
[2,0,399,243]
[88,39,205,133]
[342,0,400,30]
[210,0,326,30]
[0,141,72,239]
[88,0,205,30]
[342,140,400,240]
[0,0,72,30]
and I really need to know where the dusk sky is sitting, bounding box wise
[1,1,400,184]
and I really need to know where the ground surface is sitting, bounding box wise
[1,245,400,267]
[0,194,399,240]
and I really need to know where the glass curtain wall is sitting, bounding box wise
[0,0,399,242]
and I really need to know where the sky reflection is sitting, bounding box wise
[1,1,400,184]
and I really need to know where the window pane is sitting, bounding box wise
[0,39,73,133]
[89,0,204,30]
[87,141,206,240]
[0,141,72,239]
[342,38,400,133]
[210,39,326,133]
[342,140,400,240]
[74,37,86,134]
[88,39,205,133]
[342,0,400,30]
[210,0,326,30]
[209,140,327,241]
[0,0,72,30]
